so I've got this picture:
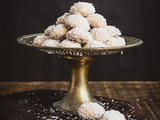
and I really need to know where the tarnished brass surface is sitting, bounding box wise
[53,56,96,111]
[17,33,143,56]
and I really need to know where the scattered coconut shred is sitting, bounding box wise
[33,1,125,48]
[65,14,90,31]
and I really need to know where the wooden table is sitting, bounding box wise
[0,81,160,120]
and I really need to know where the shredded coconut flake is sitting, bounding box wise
[59,39,81,48]
[106,25,122,37]
[105,37,126,47]
[49,24,69,40]
[90,28,111,42]
[77,102,105,120]
[56,12,71,25]
[44,25,55,36]
[41,39,60,47]
[86,13,107,28]
[69,2,95,16]
[101,110,126,120]
[84,40,106,48]
[66,28,93,45]
[65,14,90,31]
[33,34,49,46]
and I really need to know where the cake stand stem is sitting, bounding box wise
[53,56,96,111]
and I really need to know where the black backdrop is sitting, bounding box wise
[0,0,160,82]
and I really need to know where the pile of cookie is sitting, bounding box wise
[33,2,125,48]
[77,102,126,120]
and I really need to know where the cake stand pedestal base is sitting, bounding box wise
[53,56,96,111]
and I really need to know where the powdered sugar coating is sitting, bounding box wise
[84,40,106,48]
[77,102,105,120]
[101,110,125,120]
[41,39,60,47]
[33,34,49,46]
[56,12,71,25]
[106,26,122,37]
[66,28,93,45]
[59,39,81,48]
[105,37,126,47]
[86,13,107,28]
[44,25,55,36]
[90,28,111,42]
[69,2,95,16]
[65,14,90,31]
[49,24,69,40]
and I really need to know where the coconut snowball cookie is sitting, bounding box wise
[65,14,90,31]
[37,2,126,48]
[106,26,122,37]
[77,102,105,120]
[44,25,55,36]
[90,28,111,42]
[41,39,60,47]
[33,34,49,46]
[101,110,125,120]
[66,28,93,45]
[49,24,69,40]
[69,2,95,16]
[105,37,126,47]
[84,40,106,48]
[56,12,71,25]
[59,39,81,48]
[86,13,107,28]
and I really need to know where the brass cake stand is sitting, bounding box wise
[17,33,143,112]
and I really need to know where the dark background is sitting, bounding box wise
[0,0,160,82]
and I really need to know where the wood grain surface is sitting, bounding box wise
[0,81,160,120]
